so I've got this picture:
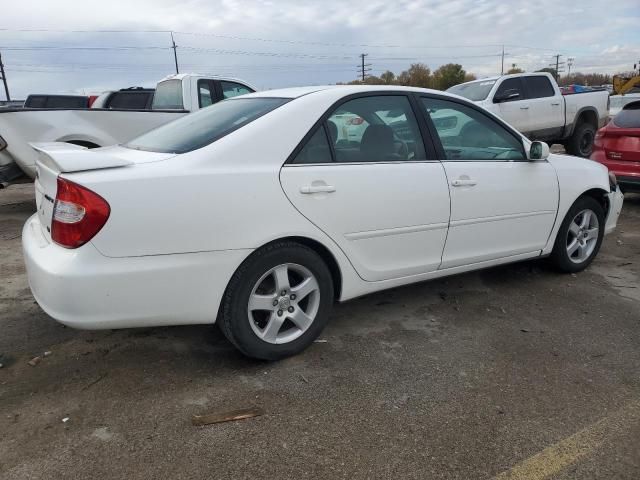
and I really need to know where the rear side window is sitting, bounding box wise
[126,97,289,154]
[106,92,153,110]
[152,80,184,110]
[221,81,253,99]
[613,102,640,128]
[48,96,88,108]
[24,96,47,108]
[523,76,555,99]
[494,78,525,103]
[198,80,215,108]
[292,126,333,164]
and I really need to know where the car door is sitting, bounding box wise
[493,77,530,134]
[521,75,564,139]
[280,94,451,282]
[420,96,559,269]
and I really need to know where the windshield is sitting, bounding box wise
[152,80,184,110]
[126,97,289,154]
[447,80,496,101]
[610,96,640,110]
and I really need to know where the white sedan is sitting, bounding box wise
[23,85,624,360]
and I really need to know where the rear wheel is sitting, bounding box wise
[219,241,334,360]
[549,196,605,273]
[566,123,596,157]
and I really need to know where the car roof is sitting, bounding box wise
[239,84,449,100]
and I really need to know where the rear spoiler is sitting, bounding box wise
[30,142,133,173]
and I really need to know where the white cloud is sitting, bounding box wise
[0,0,638,97]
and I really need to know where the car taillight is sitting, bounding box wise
[52,177,110,249]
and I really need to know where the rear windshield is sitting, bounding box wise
[613,102,640,128]
[447,80,496,101]
[126,97,289,154]
[152,80,184,110]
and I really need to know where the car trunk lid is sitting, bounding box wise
[30,143,173,244]
[601,126,640,162]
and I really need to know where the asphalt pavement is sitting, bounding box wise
[1,183,639,479]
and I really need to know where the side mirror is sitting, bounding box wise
[494,89,520,103]
[528,141,550,161]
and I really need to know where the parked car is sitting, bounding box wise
[591,100,640,191]
[24,94,90,109]
[447,72,610,157]
[608,93,640,120]
[0,74,255,182]
[90,87,155,110]
[23,85,623,360]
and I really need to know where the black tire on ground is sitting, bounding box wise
[549,196,605,273]
[218,241,334,360]
[566,122,596,158]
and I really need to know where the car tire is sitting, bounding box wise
[219,241,334,360]
[549,196,605,273]
[566,123,596,158]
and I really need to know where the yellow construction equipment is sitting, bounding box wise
[613,63,640,95]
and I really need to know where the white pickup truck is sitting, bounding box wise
[447,72,609,157]
[0,73,255,182]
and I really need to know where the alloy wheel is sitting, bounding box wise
[566,209,599,264]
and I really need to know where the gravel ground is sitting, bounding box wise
[1,183,639,480]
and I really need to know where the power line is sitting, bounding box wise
[357,53,371,81]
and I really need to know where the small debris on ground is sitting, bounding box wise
[300,374,309,383]
[43,351,52,357]
[27,356,42,367]
[62,417,70,423]
[192,407,264,426]
[520,329,530,333]
[314,339,328,343]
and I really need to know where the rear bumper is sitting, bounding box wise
[605,187,624,235]
[22,214,251,329]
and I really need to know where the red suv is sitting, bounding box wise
[591,100,640,191]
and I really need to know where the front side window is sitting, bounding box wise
[221,81,253,99]
[327,95,426,163]
[126,98,289,154]
[152,79,184,110]
[422,97,525,161]
[523,76,555,99]
[493,78,525,103]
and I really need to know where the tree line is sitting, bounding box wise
[344,62,622,90]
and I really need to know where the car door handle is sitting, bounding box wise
[520,106,530,110]
[551,102,561,106]
[451,179,477,187]
[300,185,336,194]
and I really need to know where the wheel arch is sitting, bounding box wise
[573,107,599,132]
[580,187,610,215]
[268,236,343,300]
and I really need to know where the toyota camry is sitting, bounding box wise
[23,85,624,359]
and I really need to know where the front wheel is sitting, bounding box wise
[549,196,605,273]
[218,241,334,360]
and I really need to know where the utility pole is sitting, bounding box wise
[0,51,10,101]
[170,31,179,74]
[357,53,371,82]
[501,45,505,75]
[549,54,564,81]
[567,57,574,77]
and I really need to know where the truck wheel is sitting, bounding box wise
[566,123,596,158]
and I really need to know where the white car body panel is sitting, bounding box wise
[281,162,450,281]
[21,85,623,330]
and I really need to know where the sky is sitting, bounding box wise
[1,0,639,99]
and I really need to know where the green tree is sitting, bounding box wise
[506,67,525,74]
[396,63,432,88]
[432,63,467,90]
[380,70,396,85]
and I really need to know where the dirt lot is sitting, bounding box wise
[1,183,639,480]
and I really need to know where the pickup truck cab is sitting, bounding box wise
[447,73,610,157]
[0,74,255,182]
